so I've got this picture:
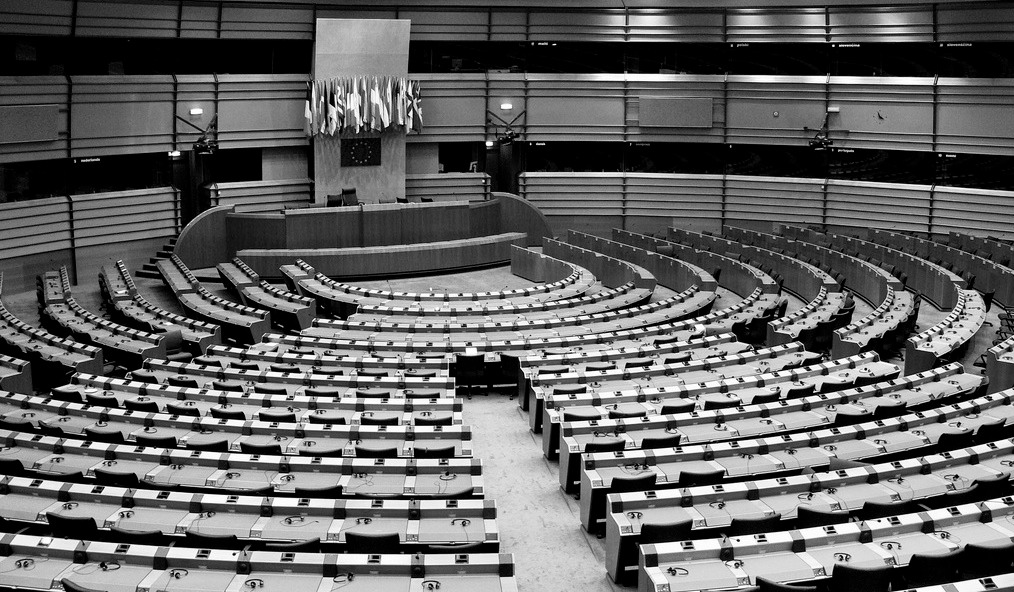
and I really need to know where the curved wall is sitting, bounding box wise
[520,172,1014,239]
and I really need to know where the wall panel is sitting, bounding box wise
[0,0,73,36]
[220,4,313,39]
[0,77,69,162]
[217,75,309,149]
[626,173,724,234]
[826,180,931,230]
[726,9,826,43]
[411,74,487,143]
[526,75,626,142]
[626,75,725,143]
[405,173,490,201]
[70,76,175,157]
[725,75,826,146]
[725,175,824,226]
[521,172,624,236]
[208,179,313,211]
[933,186,1014,237]
[936,79,1014,156]
[829,76,935,151]
[828,7,934,43]
[528,10,627,42]
[0,197,72,261]
[627,11,724,43]
[936,4,1014,42]
[403,9,489,41]
[75,0,179,37]
[71,187,179,247]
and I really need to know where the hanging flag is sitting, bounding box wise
[407,80,423,133]
[327,79,340,136]
[368,76,382,131]
[304,81,313,136]
[394,78,406,128]
[348,77,362,133]
[379,76,392,129]
[316,80,327,135]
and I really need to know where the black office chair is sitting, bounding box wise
[192,356,222,367]
[177,434,226,452]
[135,433,178,448]
[294,484,343,498]
[229,361,260,371]
[958,541,1014,578]
[396,197,409,204]
[660,400,696,415]
[166,402,201,417]
[93,468,140,489]
[85,391,118,407]
[212,380,245,392]
[167,375,200,389]
[414,444,457,458]
[355,445,400,458]
[258,409,298,423]
[703,396,742,411]
[344,531,400,554]
[210,407,246,420]
[340,188,359,206]
[755,577,818,592]
[360,414,400,426]
[972,418,1010,445]
[900,549,963,588]
[404,389,442,399]
[608,408,647,419]
[253,384,289,395]
[749,390,781,405]
[856,499,918,520]
[269,363,301,374]
[307,412,347,425]
[452,353,488,398]
[46,513,99,540]
[584,438,626,454]
[85,426,124,444]
[184,531,244,550]
[413,414,453,426]
[127,369,159,384]
[260,537,322,553]
[124,398,160,413]
[355,388,393,399]
[677,468,726,487]
[934,472,1013,508]
[794,506,846,529]
[357,368,389,377]
[639,519,693,545]
[826,563,893,592]
[640,434,682,450]
[727,513,782,536]
[240,441,282,456]
[108,527,167,547]
[61,581,109,592]
[420,196,433,203]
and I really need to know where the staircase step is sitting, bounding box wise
[135,268,162,280]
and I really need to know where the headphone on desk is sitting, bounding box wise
[421,580,441,590]
[169,568,189,579]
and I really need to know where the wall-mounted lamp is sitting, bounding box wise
[499,102,513,111]
[168,150,182,157]
[485,140,494,147]
[189,107,204,116]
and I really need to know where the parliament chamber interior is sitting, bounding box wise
[2,0,1014,591]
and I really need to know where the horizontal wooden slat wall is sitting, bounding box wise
[826,180,931,231]
[410,74,487,143]
[208,179,313,212]
[217,75,308,149]
[725,75,826,146]
[520,172,624,236]
[625,174,724,235]
[829,76,936,152]
[0,197,72,261]
[0,0,73,36]
[75,0,179,37]
[526,74,627,142]
[3,72,1013,161]
[71,75,175,157]
[936,78,1014,156]
[625,75,725,144]
[70,187,180,247]
[405,173,490,201]
[3,1,1012,42]
[932,186,1014,238]
[0,76,69,162]
[520,172,1014,239]
[725,175,824,227]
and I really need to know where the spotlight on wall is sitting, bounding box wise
[189,107,204,116]
[499,102,513,111]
